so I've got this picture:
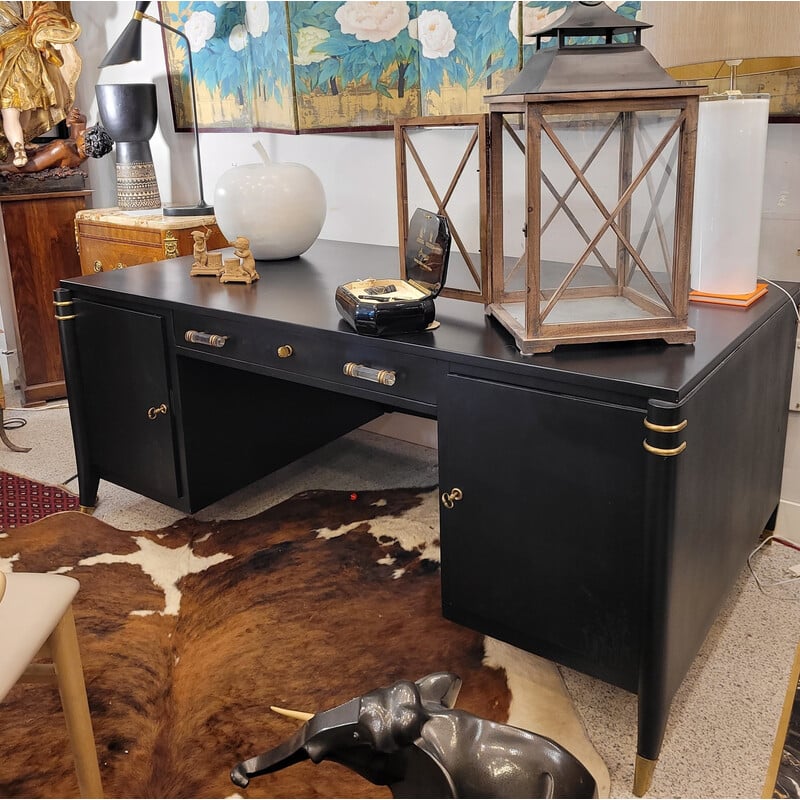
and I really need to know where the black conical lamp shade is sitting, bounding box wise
[98,0,213,216]
[98,22,142,66]
[99,1,148,66]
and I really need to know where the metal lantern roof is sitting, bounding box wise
[496,1,679,96]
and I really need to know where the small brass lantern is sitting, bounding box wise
[486,2,704,354]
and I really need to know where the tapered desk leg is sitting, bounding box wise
[54,288,99,511]
[636,399,688,796]
[634,687,671,796]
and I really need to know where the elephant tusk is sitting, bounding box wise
[270,705,314,721]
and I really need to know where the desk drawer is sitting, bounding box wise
[174,311,443,407]
[78,220,164,247]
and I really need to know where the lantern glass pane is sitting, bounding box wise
[500,118,527,294]
[626,109,681,303]
[401,124,485,296]
[529,107,682,325]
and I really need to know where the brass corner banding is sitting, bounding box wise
[643,416,687,456]
[643,439,687,457]
[53,299,75,320]
[643,418,687,433]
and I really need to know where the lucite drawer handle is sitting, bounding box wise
[185,330,228,348]
[343,362,396,386]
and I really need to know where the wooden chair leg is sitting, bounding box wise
[48,606,103,798]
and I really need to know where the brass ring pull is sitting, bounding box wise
[643,439,686,457]
[441,487,463,509]
[113,262,126,270]
[277,344,294,358]
[93,260,103,272]
[147,403,168,420]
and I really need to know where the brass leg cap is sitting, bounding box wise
[78,505,96,515]
[633,755,657,796]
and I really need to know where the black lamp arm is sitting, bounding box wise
[137,10,208,208]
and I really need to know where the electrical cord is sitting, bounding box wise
[1,398,68,434]
[1,398,67,440]
[760,277,800,322]
[747,534,800,596]
[2,402,69,412]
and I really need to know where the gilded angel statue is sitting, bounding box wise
[0,1,81,167]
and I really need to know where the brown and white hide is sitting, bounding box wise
[0,488,517,798]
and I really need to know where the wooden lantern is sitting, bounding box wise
[486,2,704,354]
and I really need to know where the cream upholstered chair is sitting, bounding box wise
[0,571,103,797]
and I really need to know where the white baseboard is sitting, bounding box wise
[360,413,438,450]
[775,499,800,546]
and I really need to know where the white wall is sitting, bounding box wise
[16,3,800,533]
[76,3,409,246]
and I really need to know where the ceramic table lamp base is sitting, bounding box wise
[96,83,162,211]
[114,156,161,210]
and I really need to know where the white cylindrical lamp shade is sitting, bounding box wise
[690,95,769,295]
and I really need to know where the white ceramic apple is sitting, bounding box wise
[213,141,327,260]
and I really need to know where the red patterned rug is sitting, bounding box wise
[0,470,80,530]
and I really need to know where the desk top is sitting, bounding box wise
[62,238,799,405]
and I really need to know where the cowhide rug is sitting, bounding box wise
[0,487,609,798]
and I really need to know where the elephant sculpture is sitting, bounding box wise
[231,672,597,798]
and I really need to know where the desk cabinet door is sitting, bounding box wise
[438,373,646,690]
[74,300,181,504]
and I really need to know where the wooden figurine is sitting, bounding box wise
[220,236,260,284]
[189,229,222,277]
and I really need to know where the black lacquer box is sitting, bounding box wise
[335,209,451,337]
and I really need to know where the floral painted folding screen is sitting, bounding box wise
[159,1,641,134]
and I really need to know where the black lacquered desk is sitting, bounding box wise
[56,239,798,794]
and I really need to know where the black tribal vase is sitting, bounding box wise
[96,83,161,210]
